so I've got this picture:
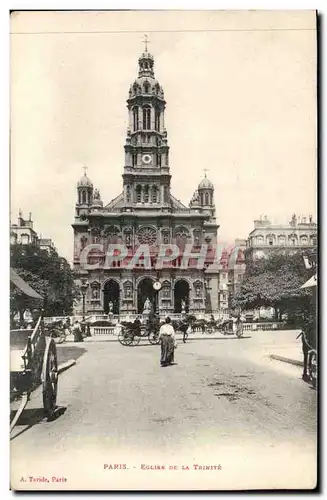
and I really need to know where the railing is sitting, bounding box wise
[243,322,283,331]
[92,326,116,335]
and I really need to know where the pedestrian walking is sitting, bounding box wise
[180,313,189,343]
[72,320,83,342]
[158,317,176,367]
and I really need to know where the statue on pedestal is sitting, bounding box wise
[181,299,186,313]
[108,301,114,314]
[143,297,152,314]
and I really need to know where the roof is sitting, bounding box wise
[77,172,93,188]
[300,274,317,289]
[104,192,190,212]
[198,175,214,190]
[10,268,43,299]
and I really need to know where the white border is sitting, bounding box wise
[3,2,324,499]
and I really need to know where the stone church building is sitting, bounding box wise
[72,46,219,317]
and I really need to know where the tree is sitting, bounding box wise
[10,243,77,321]
[232,250,313,321]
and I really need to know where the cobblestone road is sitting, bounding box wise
[11,331,317,491]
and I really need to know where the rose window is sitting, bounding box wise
[137,226,157,245]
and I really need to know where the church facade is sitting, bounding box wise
[72,47,219,317]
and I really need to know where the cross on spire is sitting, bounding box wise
[143,34,149,52]
[83,165,88,176]
[203,168,209,177]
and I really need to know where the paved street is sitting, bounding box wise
[11,330,317,491]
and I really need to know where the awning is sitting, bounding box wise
[10,268,43,299]
[300,274,317,289]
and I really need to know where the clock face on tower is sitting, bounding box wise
[142,154,152,165]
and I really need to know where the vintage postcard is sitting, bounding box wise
[10,10,317,491]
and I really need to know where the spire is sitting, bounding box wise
[138,37,155,78]
[143,34,149,53]
[77,165,93,188]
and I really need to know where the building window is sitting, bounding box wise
[144,185,149,203]
[157,154,161,167]
[155,110,160,131]
[82,191,86,204]
[300,235,308,245]
[136,185,142,203]
[257,235,264,245]
[151,185,158,203]
[205,192,209,205]
[132,153,137,167]
[289,235,298,246]
[278,235,286,246]
[133,107,139,131]
[143,107,151,130]
[21,234,30,245]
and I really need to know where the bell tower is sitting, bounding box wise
[122,37,171,210]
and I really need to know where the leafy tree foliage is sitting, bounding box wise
[232,250,315,322]
[10,243,77,322]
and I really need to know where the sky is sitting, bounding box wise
[10,10,317,263]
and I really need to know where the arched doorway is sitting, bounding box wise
[137,277,156,314]
[174,279,190,313]
[103,279,120,314]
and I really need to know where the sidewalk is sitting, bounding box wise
[269,346,303,367]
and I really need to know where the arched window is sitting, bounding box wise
[278,235,286,246]
[82,190,87,204]
[257,235,264,245]
[136,185,142,203]
[205,192,209,205]
[142,107,151,130]
[266,234,275,246]
[155,109,160,131]
[300,235,308,245]
[132,153,137,167]
[133,107,139,131]
[200,193,204,205]
[151,185,158,203]
[21,234,30,245]
[144,185,149,203]
[157,154,161,167]
[144,82,149,93]
[288,234,298,246]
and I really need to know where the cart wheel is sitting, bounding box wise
[42,338,58,421]
[131,335,141,346]
[118,329,133,346]
[148,331,160,345]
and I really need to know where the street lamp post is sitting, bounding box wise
[80,278,89,334]
[153,277,162,316]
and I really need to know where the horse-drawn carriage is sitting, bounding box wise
[117,319,160,346]
[10,269,58,432]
